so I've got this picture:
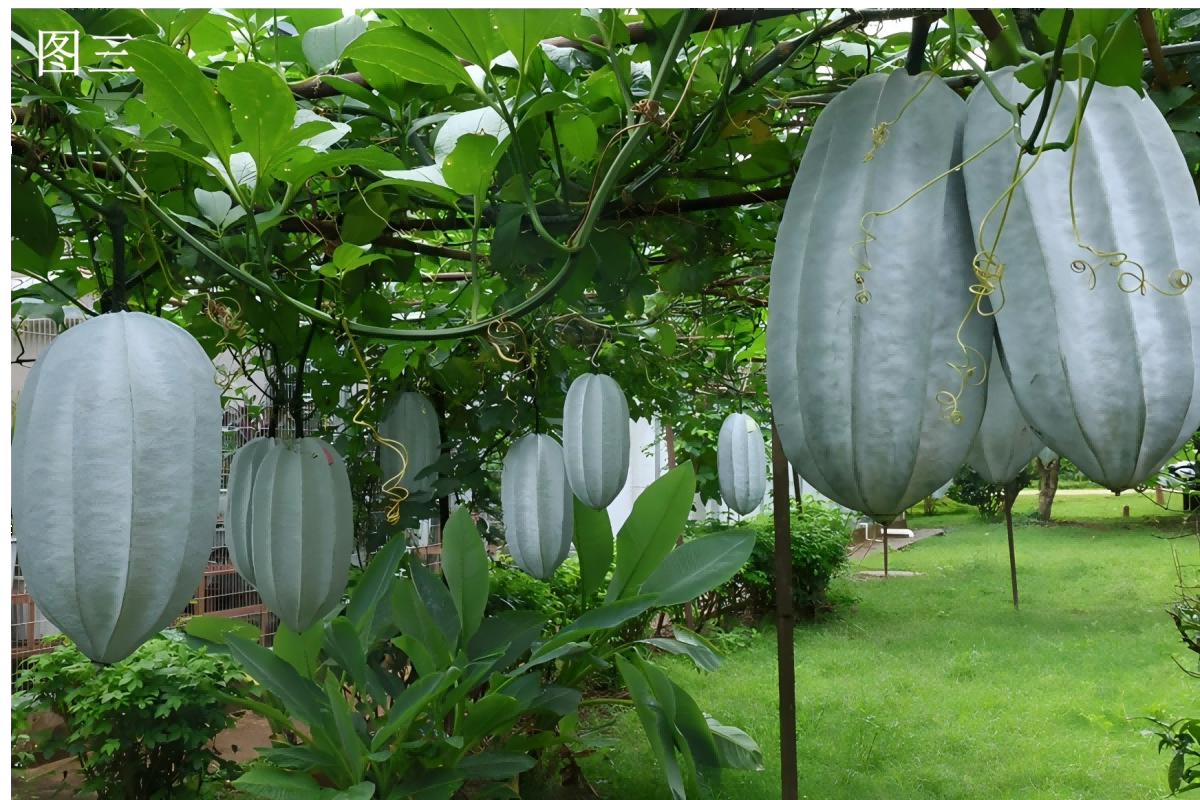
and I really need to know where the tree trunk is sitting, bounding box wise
[924,496,934,516]
[1036,457,1060,521]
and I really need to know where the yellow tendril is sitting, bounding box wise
[340,317,409,525]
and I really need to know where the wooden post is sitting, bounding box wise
[1003,479,1022,609]
[882,523,889,578]
[771,419,798,800]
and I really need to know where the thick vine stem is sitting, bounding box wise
[1022,9,1075,155]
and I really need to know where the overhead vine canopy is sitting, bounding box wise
[11,8,1200,516]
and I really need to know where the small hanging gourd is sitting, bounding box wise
[966,348,1042,484]
[379,392,441,497]
[717,413,767,515]
[962,67,1200,491]
[11,311,222,663]
[767,70,993,522]
[501,433,574,580]
[225,437,274,585]
[249,437,353,632]
[562,373,631,509]
[1038,448,1056,465]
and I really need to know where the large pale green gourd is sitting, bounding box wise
[966,347,1042,484]
[249,437,353,632]
[962,68,1200,491]
[501,433,574,580]
[225,437,273,585]
[379,392,441,496]
[562,373,630,509]
[11,311,221,663]
[766,70,993,523]
[717,413,767,515]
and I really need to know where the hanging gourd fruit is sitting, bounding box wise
[1038,448,1056,465]
[225,437,274,585]
[966,347,1042,484]
[379,392,441,497]
[767,70,992,523]
[562,373,631,509]
[249,437,353,632]
[501,433,574,580]
[962,67,1200,491]
[11,311,221,664]
[718,413,767,515]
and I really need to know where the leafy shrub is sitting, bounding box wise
[697,496,854,624]
[487,553,603,630]
[13,634,244,799]
[947,464,1032,519]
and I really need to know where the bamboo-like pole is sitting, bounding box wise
[771,419,798,800]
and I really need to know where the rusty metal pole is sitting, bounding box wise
[771,419,798,800]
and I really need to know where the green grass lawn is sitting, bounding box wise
[582,499,1199,799]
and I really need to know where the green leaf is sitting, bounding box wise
[302,14,367,72]
[344,25,473,89]
[530,593,658,658]
[369,166,461,204]
[639,628,722,673]
[370,670,448,750]
[442,506,489,645]
[331,783,375,800]
[397,10,503,67]
[706,716,764,771]
[123,40,233,162]
[1092,14,1143,92]
[216,61,295,182]
[272,145,404,188]
[323,671,369,782]
[411,560,462,650]
[434,107,510,163]
[340,190,390,246]
[665,677,721,772]
[272,621,326,680]
[234,766,328,800]
[492,9,573,72]
[466,610,546,673]
[458,751,537,780]
[12,178,60,262]
[345,536,407,643]
[323,616,368,688]
[460,693,521,745]
[615,655,686,800]
[639,530,755,607]
[392,577,454,670]
[554,112,598,161]
[573,496,614,599]
[223,636,329,730]
[607,462,697,601]
[183,614,260,644]
[442,132,500,197]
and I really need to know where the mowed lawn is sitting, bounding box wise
[583,497,1199,799]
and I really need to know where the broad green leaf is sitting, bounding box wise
[224,636,329,729]
[323,616,368,688]
[123,40,233,162]
[12,178,59,261]
[331,783,375,800]
[441,506,489,644]
[182,614,259,644]
[442,132,500,197]
[666,678,721,773]
[272,145,404,187]
[344,25,472,89]
[573,496,614,599]
[410,560,461,650]
[369,166,461,204]
[339,190,390,246]
[492,9,573,72]
[397,10,503,67]
[433,106,510,164]
[371,670,447,750]
[1092,14,1144,92]
[216,61,295,182]
[707,716,764,771]
[458,752,537,780]
[531,593,658,658]
[554,111,598,161]
[607,462,696,601]
[639,630,722,673]
[639,530,755,607]
[345,535,406,642]
[392,577,454,670]
[233,766,328,800]
[323,671,369,783]
[615,655,686,800]
[460,692,521,744]
[466,610,546,673]
[272,621,325,680]
[302,14,367,72]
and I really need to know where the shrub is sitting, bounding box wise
[947,464,1032,519]
[13,634,244,799]
[697,497,854,625]
[487,553,605,631]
